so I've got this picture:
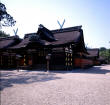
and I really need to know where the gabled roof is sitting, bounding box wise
[11,25,87,53]
[0,36,21,50]
[46,25,85,48]
[87,49,99,57]
[48,31,80,46]
[51,25,82,34]
[10,37,45,49]
[37,24,56,41]
[10,37,30,49]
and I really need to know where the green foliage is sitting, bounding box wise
[100,47,106,51]
[99,48,110,63]
[0,3,16,27]
[0,30,10,37]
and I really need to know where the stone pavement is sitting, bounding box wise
[0,65,110,105]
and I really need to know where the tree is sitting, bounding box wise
[0,30,10,37]
[99,47,110,64]
[0,2,16,27]
[100,47,106,51]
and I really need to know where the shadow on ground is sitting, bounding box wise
[51,65,110,74]
[72,66,110,74]
[0,71,61,91]
[0,65,110,91]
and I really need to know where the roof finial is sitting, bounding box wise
[13,28,18,36]
[57,19,65,29]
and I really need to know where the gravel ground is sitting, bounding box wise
[0,65,110,105]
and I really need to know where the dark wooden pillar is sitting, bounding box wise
[46,54,51,72]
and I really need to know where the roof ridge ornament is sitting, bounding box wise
[13,28,18,36]
[13,28,19,39]
[57,19,65,29]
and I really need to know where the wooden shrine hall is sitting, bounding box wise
[0,36,21,68]
[0,25,88,70]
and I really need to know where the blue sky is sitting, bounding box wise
[1,0,110,48]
